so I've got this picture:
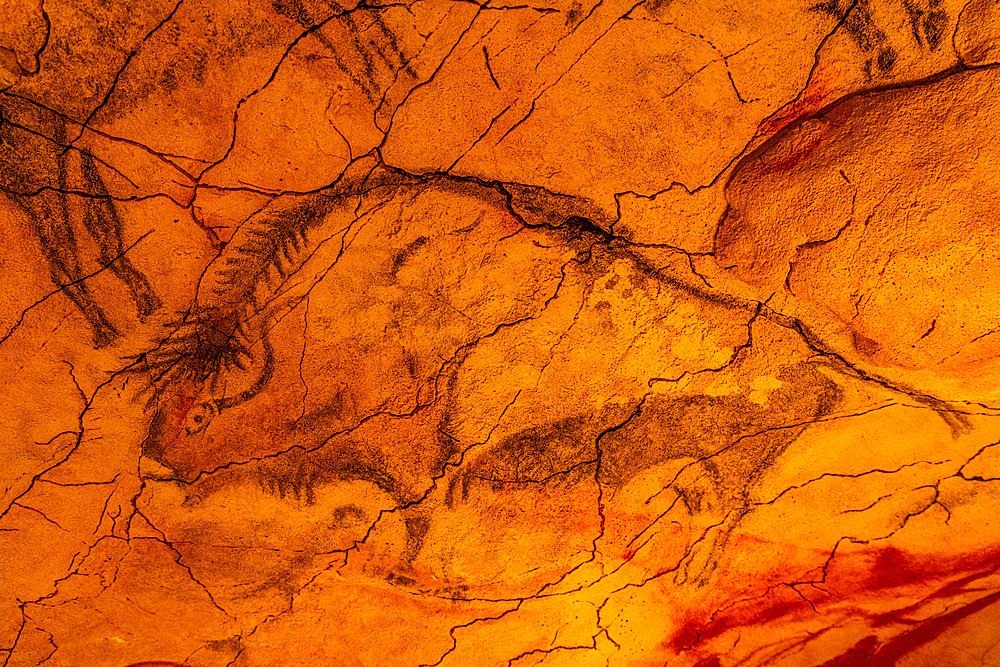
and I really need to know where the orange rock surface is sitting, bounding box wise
[2,0,1000,664]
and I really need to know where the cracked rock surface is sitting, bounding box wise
[2,0,1000,664]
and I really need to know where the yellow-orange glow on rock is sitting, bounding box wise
[3,0,1000,664]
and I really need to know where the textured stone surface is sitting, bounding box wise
[2,0,1000,665]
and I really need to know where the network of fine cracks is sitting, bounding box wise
[3,0,999,663]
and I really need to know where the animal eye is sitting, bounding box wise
[184,401,217,435]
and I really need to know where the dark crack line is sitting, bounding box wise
[757,457,950,508]
[642,401,900,511]
[419,600,524,667]
[527,392,654,599]
[0,349,153,524]
[61,0,185,156]
[378,6,485,143]
[447,103,512,172]
[2,91,201,187]
[789,317,976,434]
[532,0,606,74]
[198,9,357,183]
[10,502,70,532]
[495,1,641,146]
[373,2,461,127]
[785,189,857,294]
[0,115,140,189]
[483,45,501,88]
[647,301,761,386]
[154,243,570,487]
[26,0,52,76]
[0,230,153,347]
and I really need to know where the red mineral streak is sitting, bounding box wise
[816,635,880,667]
[665,543,1000,663]
[758,72,834,138]
[671,617,705,652]
[817,591,1000,666]
[499,209,526,235]
[694,657,723,667]
[668,586,814,653]
[161,380,203,436]
[865,546,925,591]
[147,377,208,473]
[763,130,829,175]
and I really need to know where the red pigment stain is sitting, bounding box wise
[868,552,1000,629]
[146,378,208,469]
[671,619,703,652]
[668,586,813,653]
[763,131,828,175]
[187,205,223,250]
[816,634,880,667]
[158,383,202,443]
[169,392,199,426]
[757,73,833,138]
[865,546,925,591]
[665,543,1000,662]
[871,590,1000,663]
[498,209,525,236]
[817,590,1000,666]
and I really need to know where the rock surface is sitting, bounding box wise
[2,0,1000,664]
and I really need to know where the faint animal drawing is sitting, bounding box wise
[810,0,948,80]
[0,101,161,347]
[132,172,841,590]
[452,363,843,585]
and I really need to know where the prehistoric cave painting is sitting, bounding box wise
[6,0,1000,663]
[131,176,460,572]
[0,99,161,347]
[136,163,409,462]
[129,164,975,602]
[271,0,415,104]
[455,362,843,585]
[136,166,569,481]
[134,168,483,587]
[810,0,948,79]
[902,0,949,48]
